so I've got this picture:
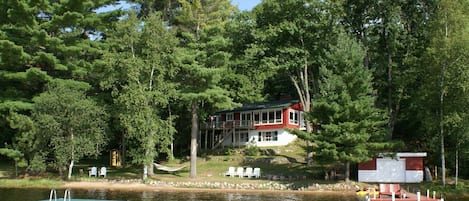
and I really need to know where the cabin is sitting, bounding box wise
[200,99,305,149]
[358,152,427,183]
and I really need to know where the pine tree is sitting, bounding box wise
[174,0,238,178]
[295,32,392,181]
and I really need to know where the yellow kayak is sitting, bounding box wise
[356,188,379,197]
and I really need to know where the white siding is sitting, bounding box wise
[405,170,424,183]
[221,129,297,147]
[358,157,425,183]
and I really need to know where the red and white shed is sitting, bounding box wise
[358,152,427,183]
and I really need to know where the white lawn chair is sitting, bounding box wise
[89,167,97,177]
[236,167,244,178]
[224,167,236,177]
[253,168,261,178]
[244,167,253,178]
[99,167,107,177]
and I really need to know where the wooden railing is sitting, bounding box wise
[201,120,255,129]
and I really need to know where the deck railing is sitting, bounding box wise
[202,120,255,129]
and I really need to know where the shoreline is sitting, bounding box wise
[62,181,357,195]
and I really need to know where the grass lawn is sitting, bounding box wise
[0,140,335,186]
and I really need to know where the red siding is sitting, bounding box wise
[404,157,423,170]
[290,102,303,110]
[255,124,285,130]
[358,158,377,170]
[234,112,240,121]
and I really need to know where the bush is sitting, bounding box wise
[244,145,259,156]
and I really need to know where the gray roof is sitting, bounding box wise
[217,99,300,113]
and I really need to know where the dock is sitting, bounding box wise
[366,191,444,201]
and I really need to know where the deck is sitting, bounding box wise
[367,192,443,201]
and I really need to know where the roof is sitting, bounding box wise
[217,99,300,113]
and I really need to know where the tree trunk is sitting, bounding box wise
[455,145,459,187]
[67,160,74,180]
[68,131,74,180]
[345,161,350,183]
[148,162,154,176]
[290,47,315,167]
[143,165,148,180]
[190,102,199,178]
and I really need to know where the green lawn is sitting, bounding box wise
[0,140,327,183]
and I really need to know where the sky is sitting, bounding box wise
[97,0,262,13]
[231,0,262,11]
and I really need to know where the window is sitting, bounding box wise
[275,110,282,123]
[258,131,278,142]
[233,132,249,143]
[240,132,249,142]
[262,112,268,124]
[254,112,260,125]
[226,113,234,121]
[241,112,252,126]
[289,110,299,124]
[255,109,283,125]
[268,111,275,123]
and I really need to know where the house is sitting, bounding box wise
[200,99,305,149]
[358,152,427,183]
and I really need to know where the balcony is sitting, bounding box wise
[201,120,255,130]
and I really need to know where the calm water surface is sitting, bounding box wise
[0,188,360,201]
[0,188,466,201]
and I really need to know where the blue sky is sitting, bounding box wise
[232,0,261,11]
[97,1,261,13]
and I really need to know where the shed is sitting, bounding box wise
[358,152,427,183]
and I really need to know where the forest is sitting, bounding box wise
[0,0,468,185]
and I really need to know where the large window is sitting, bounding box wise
[289,109,299,124]
[258,131,278,142]
[254,109,283,125]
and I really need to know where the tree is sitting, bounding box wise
[0,0,120,156]
[252,0,335,165]
[100,12,177,179]
[174,0,238,178]
[294,32,393,182]
[32,79,108,179]
[418,0,469,186]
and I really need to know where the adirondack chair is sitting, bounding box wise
[379,184,402,198]
[224,167,236,177]
[89,167,97,177]
[253,168,261,178]
[244,167,254,178]
[99,167,107,177]
[236,167,244,178]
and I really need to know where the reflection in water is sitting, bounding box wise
[0,188,361,201]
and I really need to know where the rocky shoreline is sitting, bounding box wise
[83,178,358,192]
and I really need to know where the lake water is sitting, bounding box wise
[0,188,466,201]
[0,188,360,201]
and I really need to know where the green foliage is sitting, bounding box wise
[100,12,178,173]
[32,79,108,170]
[0,148,23,161]
[244,145,260,157]
[303,31,393,165]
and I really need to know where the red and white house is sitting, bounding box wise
[200,99,305,149]
[358,152,427,183]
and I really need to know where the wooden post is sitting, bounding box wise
[391,192,395,201]
[417,192,421,201]
[427,189,430,198]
